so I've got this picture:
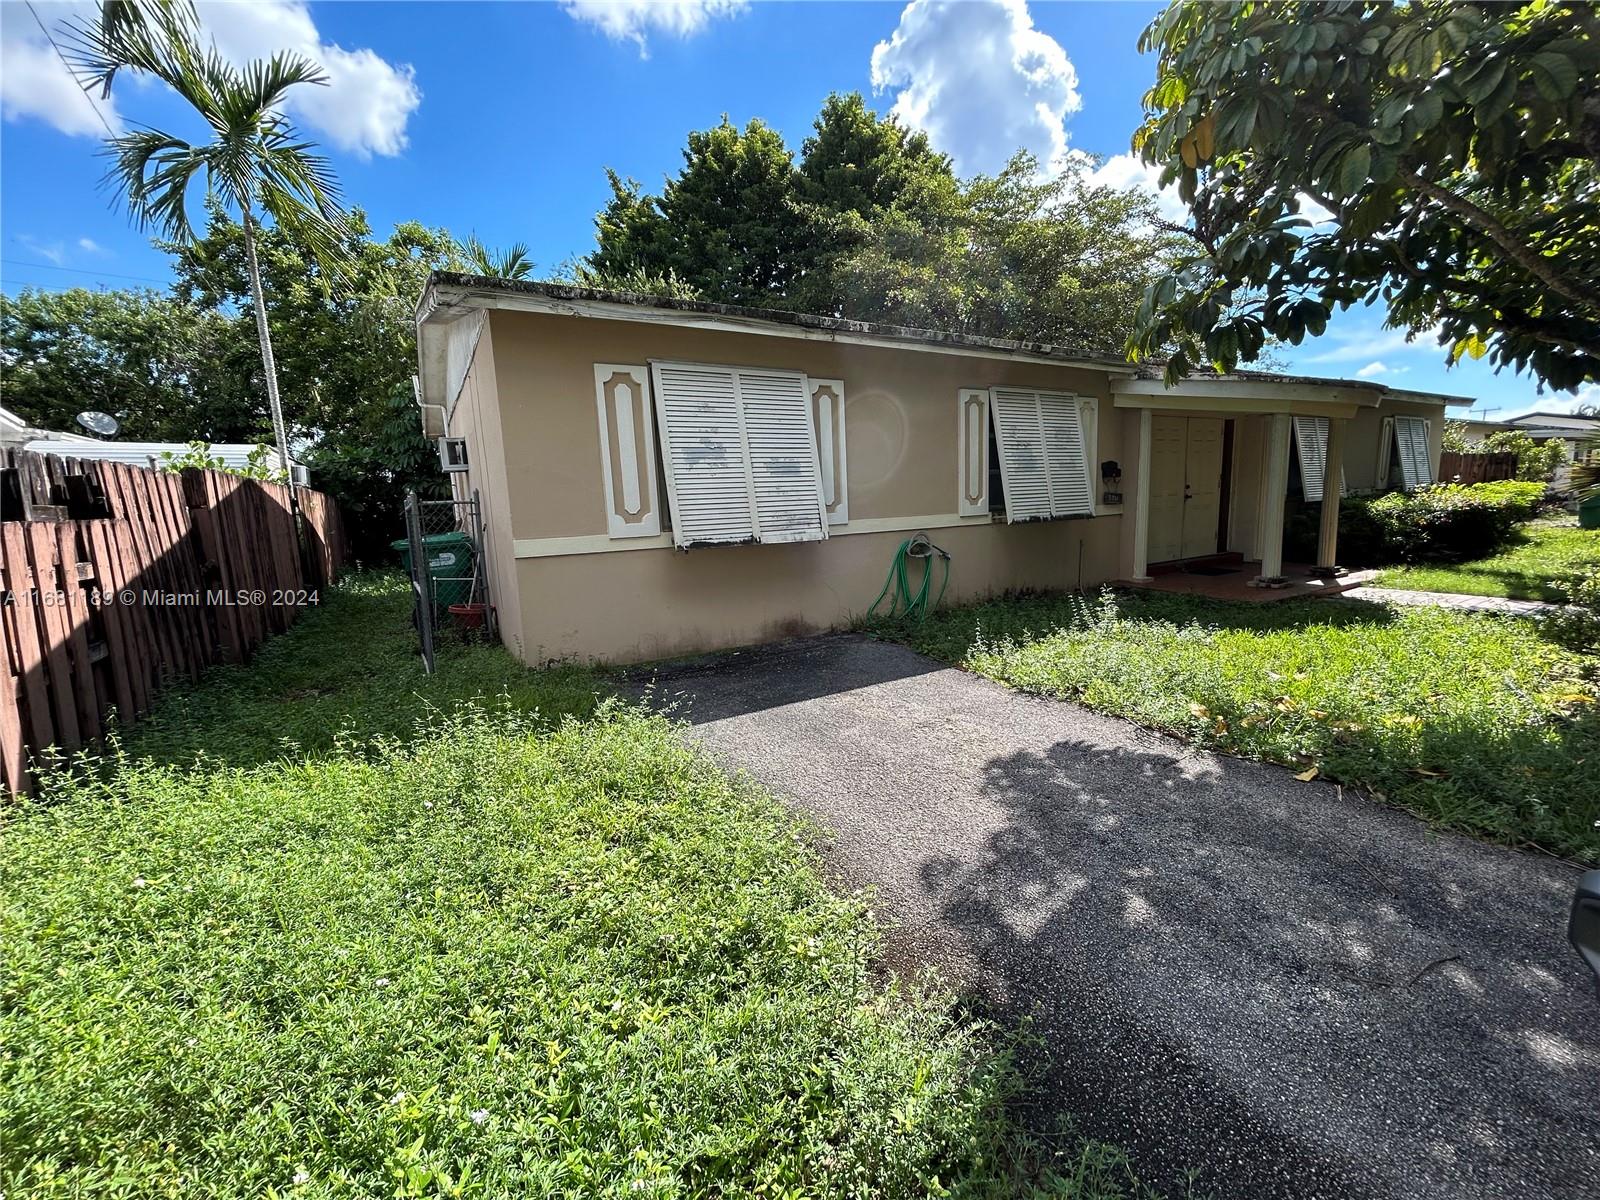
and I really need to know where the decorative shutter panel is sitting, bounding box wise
[989,387,1093,521]
[1039,393,1094,516]
[1291,416,1346,502]
[652,363,755,547]
[990,387,1052,522]
[810,378,848,526]
[1394,416,1432,489]
[739,369,828,544]
[956,389,989,517]
[593,364,661,538]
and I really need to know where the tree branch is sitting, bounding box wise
[1395,168,1590,308]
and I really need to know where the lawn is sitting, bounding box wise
[1,575,1153,1198]
[869,588,1600,865]
[1374,519,1600,602]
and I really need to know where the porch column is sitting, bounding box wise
[1256,413,1292,583]
[1317,417,1346,571]
[1130,408,1153,581]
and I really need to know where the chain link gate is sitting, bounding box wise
[402,488,493,674]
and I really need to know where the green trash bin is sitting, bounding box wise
[1580,492,1600,531]
[392,531,476,609]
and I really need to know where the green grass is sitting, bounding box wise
[868,589,1600,864]
[2,575,1155,1198]
[1374,519,1600,602]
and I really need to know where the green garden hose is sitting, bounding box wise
[867,533,951,620]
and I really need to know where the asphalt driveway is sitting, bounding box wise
[635,633,1600,1200]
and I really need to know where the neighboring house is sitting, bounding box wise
[414,276,1470,665]
[17,437,307,484]
[0,405,98,450]
[1503,411,1600,464]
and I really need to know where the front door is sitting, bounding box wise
[1148,416,1226,563]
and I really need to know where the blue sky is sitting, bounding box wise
[2,0,1589,417]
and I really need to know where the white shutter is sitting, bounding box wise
[989,387,1094,522]
[990,387,1052,521]
[1394,416,1432,490]
[1292,416,1346,503]
[652,363,755,547]
[1040,393,1094,516]
[651,361,828,548]
[740,369,828,544]
[956,389,989,517]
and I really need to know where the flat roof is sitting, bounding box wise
[415,273,1475,408]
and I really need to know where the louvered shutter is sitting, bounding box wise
[989,387,1094,522]
[1394,416,1432,490]
[990,387,1052,521]
[1292,416,1346,502]
[740,369,828,544]
[1039,393,1094,515]
[651,361,827,548]
[652,363,755,546]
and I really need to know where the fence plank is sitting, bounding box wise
[1,452,344,793]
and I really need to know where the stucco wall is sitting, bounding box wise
[482,309,1128,663]
[443,321,524,654]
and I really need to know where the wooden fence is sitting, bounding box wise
[1439,450,1518,485]
[0,449,346,794]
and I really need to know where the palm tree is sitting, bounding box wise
[65,0,349,487]
[459,234,535,280]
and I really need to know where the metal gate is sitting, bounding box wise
[402,488,493,674]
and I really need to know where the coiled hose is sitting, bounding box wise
[867,532,951,620]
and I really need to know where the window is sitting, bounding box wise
[988,387,1095,522]
[650,361,829,548]
[1392,415,1433,490]
[1291,416,1345,502]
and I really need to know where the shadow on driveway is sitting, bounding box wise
[633,633,1600,1200]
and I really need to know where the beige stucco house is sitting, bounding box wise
[415,275,1471,665]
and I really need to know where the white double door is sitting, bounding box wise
[1148,416,1225,563]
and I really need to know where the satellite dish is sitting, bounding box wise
[76,411,119,437]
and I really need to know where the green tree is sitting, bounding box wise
[66,0,351,484]
[1128,1,1600,390]
[829,152,1177,354]
[1477,428,1567,482]
[458,235,535,280]
[590,117,810,306]
[166,208,459,551]
[0,287,255,440]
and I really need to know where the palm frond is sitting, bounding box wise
[102,129,205,240]
[461,234,535,280]
[60,0,201,99]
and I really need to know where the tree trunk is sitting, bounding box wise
[241,205,294,491]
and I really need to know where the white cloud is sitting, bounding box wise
[1,2,123,137]
[1086,152,1188,225]
[871,0,1080,177]
[0,2,417,158]
[17,234,67,265]
[77,236,107,254]
[1300,323,1446,365]
[562,0,748,55]
[1354,361,1408,379]
[196,2,419,159]
[1505,384,1600,419]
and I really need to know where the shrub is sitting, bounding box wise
[1542,568,1600,652]
[1476,428,1567,482]
[1289,480,1549,566]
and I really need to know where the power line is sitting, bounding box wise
[0,258,174,287]
[25,0,118,140]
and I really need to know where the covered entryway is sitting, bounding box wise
[1116,379,1374,587]
[1147,415,1227,563]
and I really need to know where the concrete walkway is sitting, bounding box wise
[1339,585,1567,616]
[636,635,1599,1200]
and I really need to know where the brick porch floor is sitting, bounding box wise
[1117,557,1379,603]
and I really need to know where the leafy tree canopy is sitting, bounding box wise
[1128,0,1600,391]
[586,92,1175,354]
